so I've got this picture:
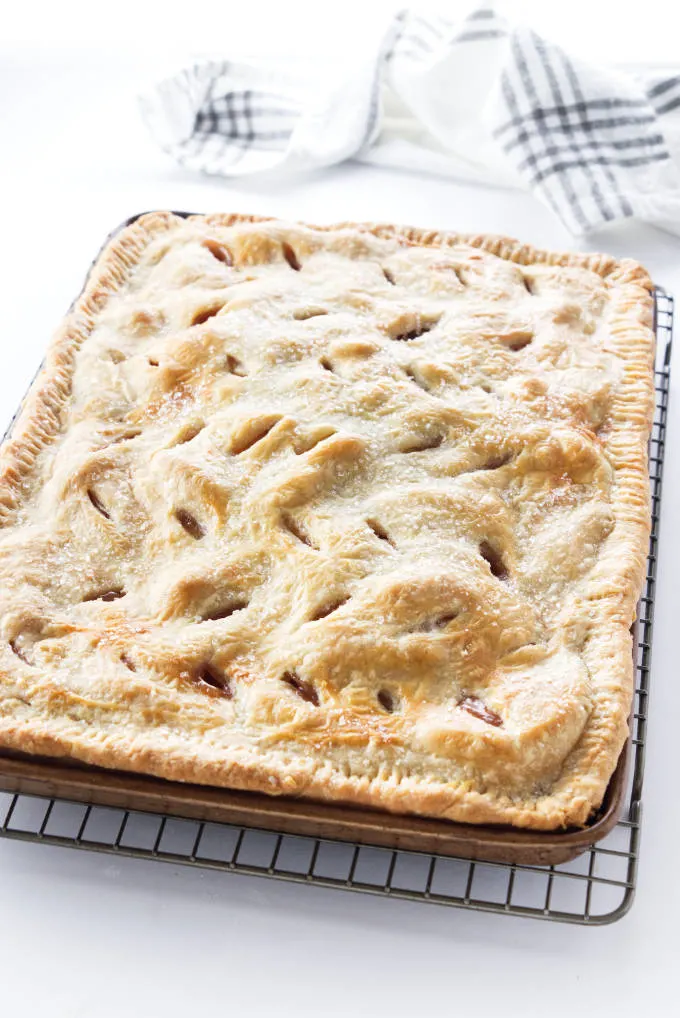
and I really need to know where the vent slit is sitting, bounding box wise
[174,422,205,446]
[87,489,110,520]
[9,639,30,664]
[201,600,249,622]
[506,332,533,352]
[294,429,336,455]
[481,452,512,470]
[401,433,444,453]
[310,596,349,621]
[417,612,459,632]
[281,670,319,706]
[366,518,395,548]
[224,353,246,376]
[202,239,233,265]
[479,540,508,580]
[403,365,431,392]
[191,304,224,326]
[231,417,281,455]
[174,509,205,540]
[377,689,398,712]
[459,695,503,727]
[282,242,301,271]
[107,429,142,445]
[196,664,233,699]
[83,588,125,603]
[390,314,441,342]
[281,512,316,549]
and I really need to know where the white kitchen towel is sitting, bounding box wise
[139,4,680,237]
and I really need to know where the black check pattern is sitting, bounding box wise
[141,7,680,234]
[494,28,671,234]
[647,75,680,116]
[188,82,298,170]
[194,93,295,147]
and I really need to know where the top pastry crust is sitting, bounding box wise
[0,212,655,830]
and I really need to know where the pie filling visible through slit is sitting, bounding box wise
[0,213,655,830]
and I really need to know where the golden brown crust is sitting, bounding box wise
[0,212,654,829]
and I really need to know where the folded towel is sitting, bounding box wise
[139,4,680,237]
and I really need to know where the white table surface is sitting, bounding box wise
[1,38,680,1018]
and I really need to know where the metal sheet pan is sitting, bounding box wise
[0,214,658,869]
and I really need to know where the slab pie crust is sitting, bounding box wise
[0,212,655,830]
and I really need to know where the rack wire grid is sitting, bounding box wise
[0,292,672,925]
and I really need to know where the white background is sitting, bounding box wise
[1,3,680,1015]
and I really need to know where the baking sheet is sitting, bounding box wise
[0,213,642,866]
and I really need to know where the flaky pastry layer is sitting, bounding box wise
[0,212,655,829]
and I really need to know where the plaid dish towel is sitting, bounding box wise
[140,4,680,237]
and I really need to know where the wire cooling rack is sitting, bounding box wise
[0,292,672,925]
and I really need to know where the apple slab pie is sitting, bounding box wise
[0,213,655,830]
